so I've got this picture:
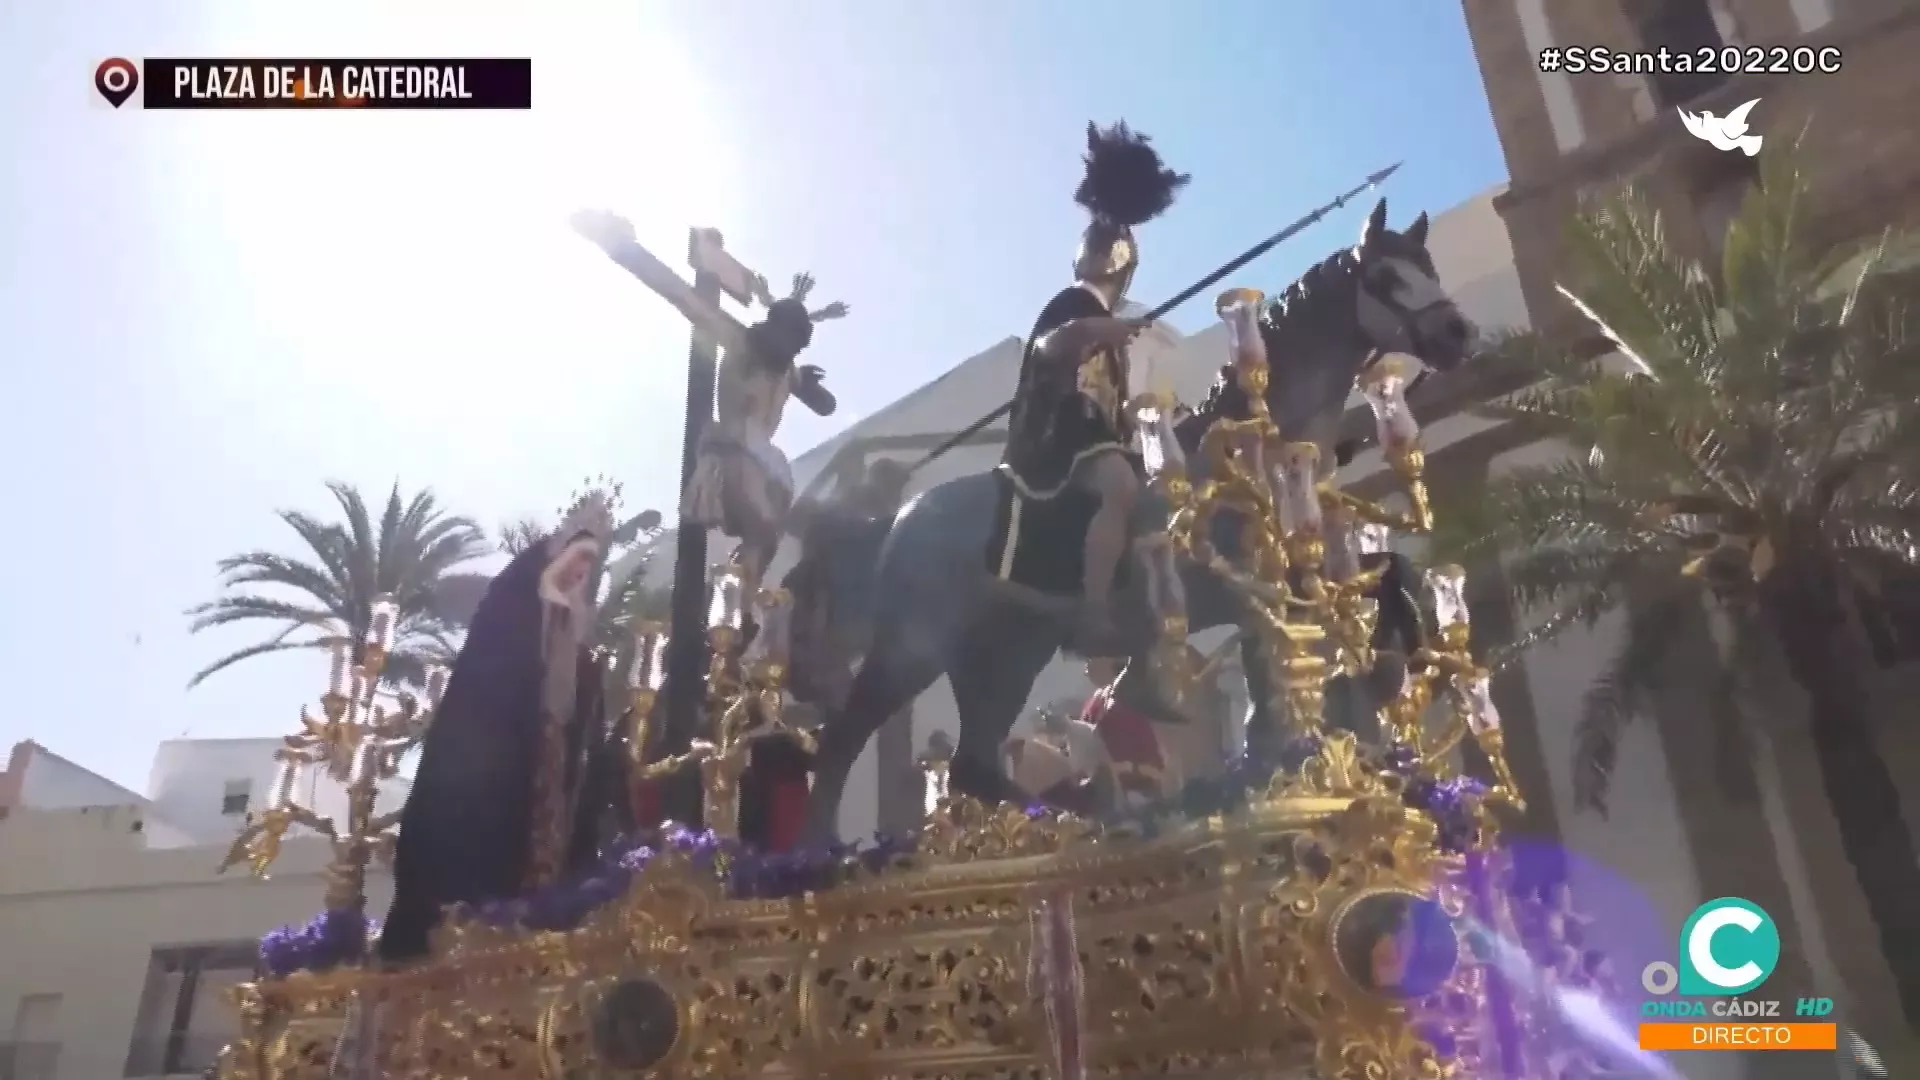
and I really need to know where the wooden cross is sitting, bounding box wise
[569,210,762,360]
[569,209,784,811]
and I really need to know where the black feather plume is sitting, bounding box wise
[1074,122,1189,227]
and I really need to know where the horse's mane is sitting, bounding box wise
[1173,245,1365,464]
[1268,249,1360,324]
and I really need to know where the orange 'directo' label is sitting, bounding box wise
[1639,1022,1837,1052]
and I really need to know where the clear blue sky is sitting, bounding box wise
[0,1,1505,791]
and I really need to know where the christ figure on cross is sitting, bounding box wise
[570,210,848,589]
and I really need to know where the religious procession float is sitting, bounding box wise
[208,125,1618,1080]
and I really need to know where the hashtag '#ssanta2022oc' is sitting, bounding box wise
[1542,45,1841,76]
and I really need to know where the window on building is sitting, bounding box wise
[124,944,257,1078]
[218,779,250,817]
[5,993,63,1080]
[1623,0,1730,105]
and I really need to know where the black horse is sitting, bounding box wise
[799,200,1475,841]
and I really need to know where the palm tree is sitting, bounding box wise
[186,482,491,689]
[1451,142,1920,1029]
[497,517,550,557]
[589,504,673,665]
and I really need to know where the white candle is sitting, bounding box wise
[707,567,745,630]
[1459,671,1501,734]
[1361,357,1421,450]
[920,733,953,817]
[1428,565,1470,630]
[425,665,449,706]
[367,595,397,652]
[327,642,348,695]
[757,591,793,664]
[1138,404,1181,478]
[1216,287,1267,375]
[923,767,947,818]
[274,758,297,806]
[630,624,668,690]
[1324,505,1360,582]
[647,633,669,689]
[1279,443,1323,534]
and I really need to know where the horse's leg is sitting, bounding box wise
[947,608,1063,805]
[803,627,948,844]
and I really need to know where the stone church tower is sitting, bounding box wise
[1459,0,1920,1051]
[1461,0,1920,342]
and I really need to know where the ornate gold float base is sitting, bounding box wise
[218,793,1496,1080]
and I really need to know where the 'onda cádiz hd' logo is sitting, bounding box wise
[1640,898,1821,1019]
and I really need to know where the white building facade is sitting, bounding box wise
[0,739,400,1080]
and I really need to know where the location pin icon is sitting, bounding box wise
[95,58,139,108]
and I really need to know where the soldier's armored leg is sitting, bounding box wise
[1072,450,1140,651]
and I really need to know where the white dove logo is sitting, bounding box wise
[1679,98,1764,156]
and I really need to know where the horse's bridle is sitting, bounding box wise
[1354,264,1452,388]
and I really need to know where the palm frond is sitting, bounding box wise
[205,552,346,609]
[328,482,380,596]
[186,638,330,689]
[188,481,486,690]
[184,594,337,634]
[1562,190,1722,389]
[1571,590,1694,816]
[498,518,549,556]
[1457,135,1920,834]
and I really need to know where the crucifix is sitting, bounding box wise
[570,210,843,821]
[572,212,754,816]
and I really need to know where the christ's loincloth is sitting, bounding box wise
[681,431,795,538]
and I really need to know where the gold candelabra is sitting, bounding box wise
[620,565,813,840]
[220,595,444,914]
[1136,287,1522,806]
[1388,565,1525,811]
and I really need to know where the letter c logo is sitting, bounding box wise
[1679,898,1781,996]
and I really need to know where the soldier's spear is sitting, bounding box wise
[906,162,1404,475]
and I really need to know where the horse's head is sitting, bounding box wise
[1176,199,1477,459]
[1349,198,1476,373]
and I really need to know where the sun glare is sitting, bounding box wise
[154,5,746,456]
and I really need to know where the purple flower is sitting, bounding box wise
[257,907,374,978]
[1402,775,1489,853]
[256,827,926,977]
[256,739,1504,980]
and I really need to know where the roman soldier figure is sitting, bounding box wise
[379,495,626,963]
[682,272,848,591]
[996,122,1188,651]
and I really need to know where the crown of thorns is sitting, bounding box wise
[751,271,849,323]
